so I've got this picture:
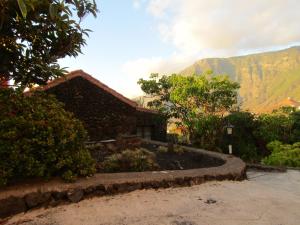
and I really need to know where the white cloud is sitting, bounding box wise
[148,0,300,55]
[146,0,172,17]
[121,53,196,97]
[125,0,300,96]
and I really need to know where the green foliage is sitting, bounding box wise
[172,145,185,154]
[138,73,240,145]
[180,46,300,112]
[290,111,300,142]
[221,109,300,162]
[0,89,95,185]
[0,0,98,87]
[191,114,223,150]
[254,111,294,144]
[100,148,159,173]
[157,145,168,153]
[223,111,260,162]
[157,145,185,154]
[262,141,300,167]
[138,73,240,117]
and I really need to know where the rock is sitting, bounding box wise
[113,183,141,193]
[24,192,51,208]
[173,160,184,170]
[48,197,60,207]
[205,198,217,204]
[115,183,129,193]
[0,196,27,218]
[172,220,196,225]
[67,189,84,203]
[52,191,67,200]
[84,186,96,195]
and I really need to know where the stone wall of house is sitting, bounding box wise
[136,110,167,141]
[46,77,137,141]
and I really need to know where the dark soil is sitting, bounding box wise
[143,143,225,170]
[90,143,225,172]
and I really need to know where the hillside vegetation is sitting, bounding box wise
[181,46,300,112]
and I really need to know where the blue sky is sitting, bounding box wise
[59,0,173,97]
[59,0,300,98]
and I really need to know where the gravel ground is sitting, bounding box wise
[5,170,300,225]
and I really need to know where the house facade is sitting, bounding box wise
[37,70,166,141]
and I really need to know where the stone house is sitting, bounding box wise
[35,70,166,141]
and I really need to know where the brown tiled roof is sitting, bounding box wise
[33,70,137,108]
[277,97,300,108]
[136,106,158,114]
[263,97,300,112]
[31,70,158,114]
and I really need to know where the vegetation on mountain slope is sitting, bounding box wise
[181,46,300,112]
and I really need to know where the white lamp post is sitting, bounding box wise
[226,123,234,154]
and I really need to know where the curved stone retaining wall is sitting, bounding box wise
[0,141,246,219]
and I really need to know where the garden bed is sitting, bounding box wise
[143,143,225,170]
[89,138,225,173]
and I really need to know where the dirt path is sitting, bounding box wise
[5,170,300,225]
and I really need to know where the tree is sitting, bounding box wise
[138,72,240,145]
[0,0,98,88]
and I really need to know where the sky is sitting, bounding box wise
[59,0,300,98]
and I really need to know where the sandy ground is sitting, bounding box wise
[5,170,300,225]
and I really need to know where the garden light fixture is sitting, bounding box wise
[226,122,234,154]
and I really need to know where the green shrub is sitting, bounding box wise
[222,110,300,162]
[254,113,294,144]
[157,145,168,153]
[262,141,300,167]
[0,89,95,185]
[173,144,185,154]
[290,111,300,142]
[222,111,261,162]
[191,114,223,150]
[100,148,159,172]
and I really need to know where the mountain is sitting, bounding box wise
[180,46,300,112]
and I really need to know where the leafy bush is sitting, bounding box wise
[262,141,300,167]
[100,148,159,172]
[191,114,223,151]
[157,145,168,153]
[221,110,300,162]
[0,89,95,185]
[254,112,294,144]
[173,144,185,154]
[222,111,261,162]
[290,111,300,142]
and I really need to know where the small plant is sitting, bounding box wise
[157,145,168,153]
[173,144,185,154]
[262,141,300,167]
[157,144,185,154]
[100,148,159,172]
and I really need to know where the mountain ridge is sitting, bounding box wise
[180,46,300,112]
